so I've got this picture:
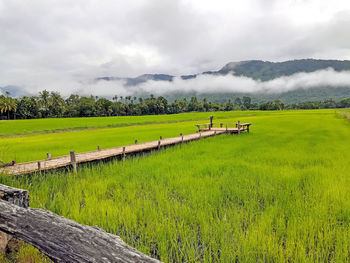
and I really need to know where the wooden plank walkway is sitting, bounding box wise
[0,129,236,176]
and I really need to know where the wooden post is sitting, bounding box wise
[37,162,41,171]
[122,147,126,161]
[135,139,138,144]
[220,123,223,128]
[46,153,51,159]
[160,136,162,140]
[158,140,161,150]
[247,125,250,133]
[70,151,77,173]
[238,120,241,135]
[210,116,213,129]
[97,145,101,151]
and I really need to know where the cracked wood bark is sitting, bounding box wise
[0,184,159,263]
[0,184,29,253]
[0,200,160,263]
[0,184,29,208]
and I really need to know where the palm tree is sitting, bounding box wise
[38,90,50,117]
[39,90,49,106]
[49,92,65,117]
[0,95,6,117]
[0,92,17,119]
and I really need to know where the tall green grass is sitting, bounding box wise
[0,117,236,163]
[0,242,51,263]
[0,110,335,163]
[1,109,349,262]
[0,111,260,136]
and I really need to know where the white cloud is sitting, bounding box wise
[125,68,350,96]
[3,66,350,99]
[0,0,350,96]
[57,68,350,98]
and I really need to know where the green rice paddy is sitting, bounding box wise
[0,111,259,136]
[1,109,350,262]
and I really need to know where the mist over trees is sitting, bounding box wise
[1,90,350,120]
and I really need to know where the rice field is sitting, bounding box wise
[0,111,259,136]
[1,109,350,262]
[0,110,335,163]
[0,110,259,163]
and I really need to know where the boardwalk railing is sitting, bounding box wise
[0,119,252,176]
[0,130,225,175]
[195,121,251,133]
[0,184,160,263]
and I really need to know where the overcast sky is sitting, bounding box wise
[1,0,350,96]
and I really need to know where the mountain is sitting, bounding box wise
[95,59,350,103]
[216,59,350,81]
[97,59,350,85]
[96,74,174,86]
[165,86,350,104]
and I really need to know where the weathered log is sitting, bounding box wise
[0,184,159,262]
[0,184,29,253]
[0,200,160,263]
[0,184,29,208]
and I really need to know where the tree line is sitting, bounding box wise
[1,90,350,120]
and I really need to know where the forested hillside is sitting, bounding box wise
[216,59,350,80]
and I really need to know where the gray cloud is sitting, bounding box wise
[87,68,350,97]
[3,68,350,98]
[0,0,350,96]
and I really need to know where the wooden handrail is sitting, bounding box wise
[196,122,251,126]
[195,121,251,133]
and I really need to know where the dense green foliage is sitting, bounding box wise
[1,89,350,120]
[1,110,350,262]
[167,87,350,105]
[218,59,350,81]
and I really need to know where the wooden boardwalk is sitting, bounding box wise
[0,129,236,176]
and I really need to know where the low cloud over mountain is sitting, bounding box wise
[88,59,350,98]
[2,59,350,103]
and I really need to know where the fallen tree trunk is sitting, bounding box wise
[0,184,160,263]
[0,200,160,263]
[0,184,28,253]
